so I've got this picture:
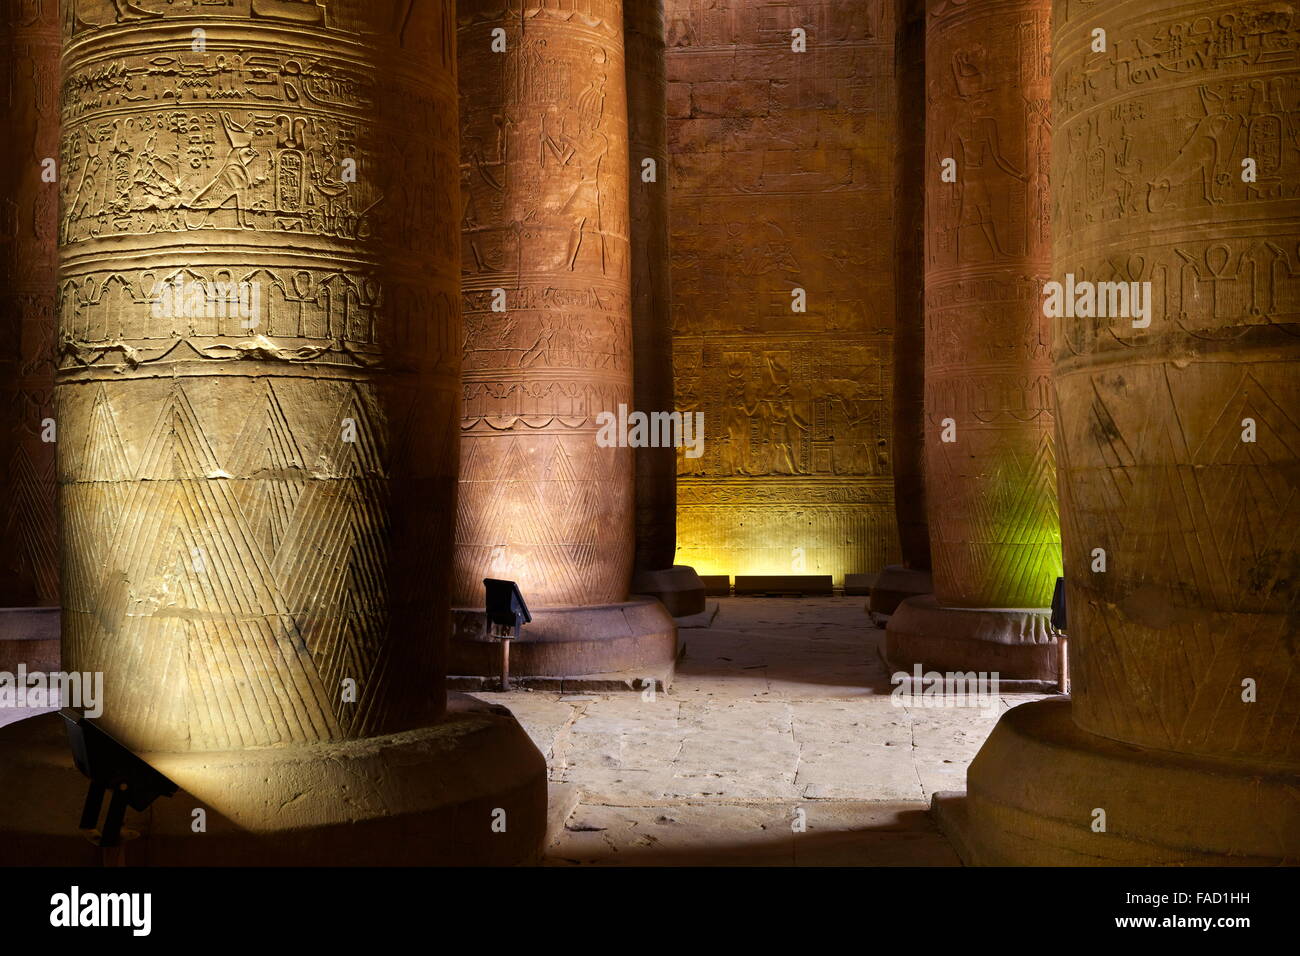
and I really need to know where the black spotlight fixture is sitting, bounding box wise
[1050,577,1069,694]
[483,578,531,690]
[1050,576,1067,631]
[59,708,178,847]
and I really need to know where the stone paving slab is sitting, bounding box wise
[471,597,1051,865]
[546,801,960,866]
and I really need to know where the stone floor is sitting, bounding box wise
[0,597,1046,865]
[473,596,1047,866]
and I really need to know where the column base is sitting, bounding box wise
[843,573,875,595]
[884,594,1058,682]
[450,598,678,682]
[865,565,932,615]
[0,607,60,673]
[933,697,1300,865]
[630,565,707,617]
[0,692,548,866]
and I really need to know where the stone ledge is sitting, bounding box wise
[630,565,707,617]
[451,599,678,679]
[448,654,677,694]
[885,594,1059,682]
[0,607,60,673]
[865,566,933,616]
[734,575,834,596]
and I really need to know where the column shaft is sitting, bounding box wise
[452,0,676,680]
[626,0,676,574]
[885,0,1060,680]
[923,0,1058,610]
[868,0,936,616]
[891,0,931,573]
[936,0,1298,865]
[456,0,635,609]
[0,0,548,866]
[57,1,458,752]
[1053,0,1300,765]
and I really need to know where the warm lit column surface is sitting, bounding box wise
[57,0,459,752]
[1054,1,1299,766]
[0,1,59,609]
[0,0,549,867]
[886,0,1059,680]
[455,0,635,609]
[937,0,1298,865]
[868,0,934,617]
[923,0,1059,610]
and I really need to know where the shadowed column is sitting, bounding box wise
[0,0,60,672]
[938,0,1299,864]
[625,0,706,617]
[0,0,545,866]
[886,0,1062,681]
[452,0,677,683]
[871,0,934,616]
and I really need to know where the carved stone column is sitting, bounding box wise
[0,0,60,672]
[939,0,1299,865]
[0,0,545,866]
[871,0,933,617]
[886,0,1061,680]
[451,0,677,683]
[624,0,705,618]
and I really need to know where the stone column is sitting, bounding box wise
[624,0,705,617]
[939,0,1299,865]
[0,0,60,671]
[885,0,1061,680]
[0,0,545,866]
[452,0,677,683]
[871,0,933,616]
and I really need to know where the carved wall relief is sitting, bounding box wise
[666,0,899,584]
[0,1,60,607]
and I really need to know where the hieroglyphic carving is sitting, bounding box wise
[455,0,634,607]
[0,1,59,606]
[667,0,899,584]
[924,0,1060,609]
[626,0,677,573]
[1053,0,1300,765]
[57,0,461,752]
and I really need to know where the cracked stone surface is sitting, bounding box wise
[474,597,1046,865]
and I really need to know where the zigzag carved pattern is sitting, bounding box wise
[60,380,427,751]
[1060,363,1299,765]
[453,433,634,607]
[1,439,59,604]
[929,426,1062,609]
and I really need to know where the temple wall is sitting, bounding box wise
[0,0,59,607]
[665,0,899,585]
